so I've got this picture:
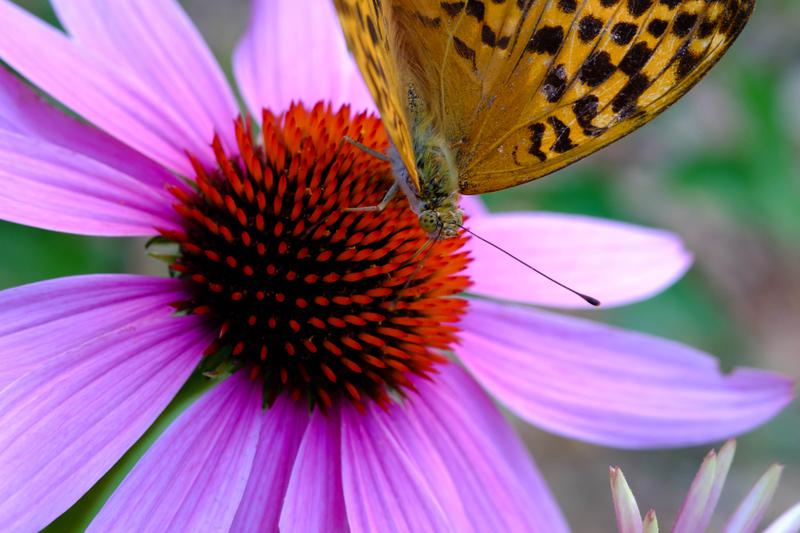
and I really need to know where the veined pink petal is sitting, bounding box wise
[232,395,309,531]
[0,69,179,189]
[339,364,568,532]
[280,408,348,532]
[340,403,451,532]
[458,299,794,448]
[88,372,263,533]
[0,314,210,532]
[0,1,217,174]
[51,0,240,155]
[0,129,180,236]
[464,212,692,309]
[0,275,188,389]
[404,363,569,532]
[233,0,376,117]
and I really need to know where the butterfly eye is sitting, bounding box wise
[419,210,440,235]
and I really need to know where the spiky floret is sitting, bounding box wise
[160,103,471,410]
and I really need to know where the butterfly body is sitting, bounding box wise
[390,85,463,238]
[335,0,755,239]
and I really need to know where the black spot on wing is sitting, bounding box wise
[698,20,717,38]
[619,42,653,75]
[612,72,650,116]
[627,0,653,17]
[542,65,568,103]
[548,117,577,152]
[466,0,486,21]
[647,19,668,37]
[578,16,604,42]
[579,52,617,87]
[674,43,701,79]
[559,0,578,13]
[527,123,547,162]
[366,16,379,44]
[673,12,698,37]
[526,26,564,55]
[441,2,465,17]
[573,95,605,136]
[481,25,510,49]
[453,36,478,70]
[611,23,638,45]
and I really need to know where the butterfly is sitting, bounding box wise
[333,0,755,239]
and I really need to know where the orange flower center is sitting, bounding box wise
[161,103,471,410]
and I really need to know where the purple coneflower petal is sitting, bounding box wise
[232,396,310,530]
[234,0,376,117]
[407,363,569,532]
[699,440,737,530]
[0,275,188,388]
[0,129,180,236]
[460,195,490,219]
[458,299,794,448]
[339,364,568,532]
[0,69,179,190]
[722,464,783,533]
[609,467,643,533]
[51,0,240,155]
[0,1,218,174]
[340,402,451,532]
[0,313,210,532]
[673,443,732,532]
[464,212,692,309]
[280,408,349,531]
[89,372,262,532]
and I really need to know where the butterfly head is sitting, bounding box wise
[418,204,462,240]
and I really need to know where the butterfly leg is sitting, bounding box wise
[341,135,391,162]
[345,180,399,213]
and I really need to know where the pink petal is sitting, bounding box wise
[404,363,569,532]
[700,440,737,530]
[460,194,489,219]
[673,446,726,533]
[0,68,178,190]
[0,1,217,174]
[339,364,568,532]
[88,372,263,532]
[0,314,210,531]
[233,0,376,117]
[51,0,240,155]
[280,408,348,532]
[464,212,692,309]
[0,129,180,236]
[0,275,188,388]
[458,299,794,448]
[723,464,783,533]
[609,467,643,533]
[340,403,451,532]
[231,396,309,531]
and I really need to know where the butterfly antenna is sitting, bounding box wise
[459,224,601,307]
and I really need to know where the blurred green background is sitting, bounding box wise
[4,0,799,530]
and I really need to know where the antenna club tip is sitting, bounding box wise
[582,295,601,307]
